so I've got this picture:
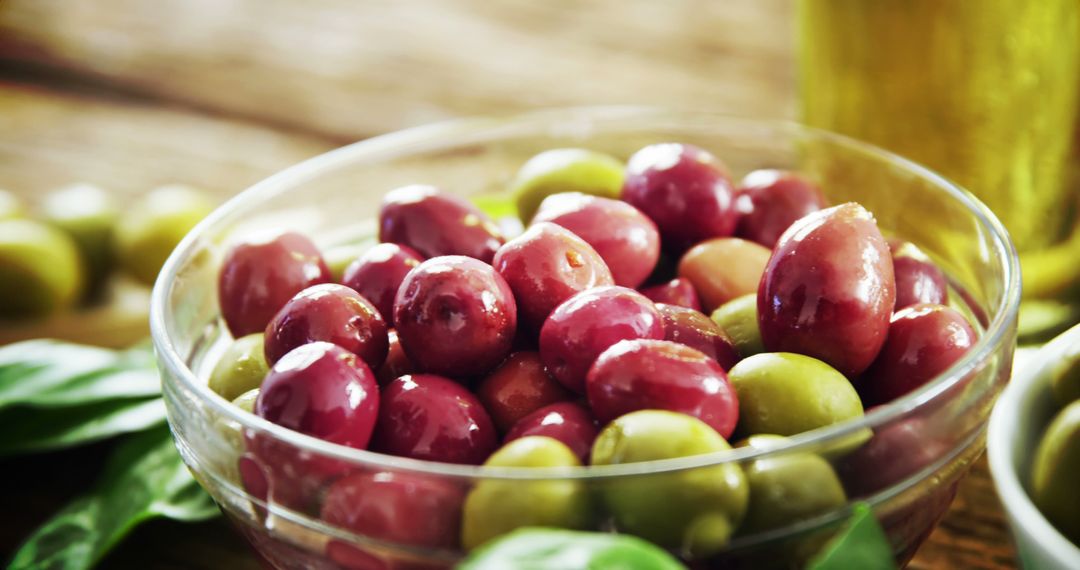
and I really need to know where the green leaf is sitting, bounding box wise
[457,528,687,570]
[0,340,159,411]
[0,398,167,457]
[7,425,219,570]
[806,503,897,570]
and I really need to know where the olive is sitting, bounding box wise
[374,329,415,386]
[115,184,214,285]
[0,188,24,219]
[591,410,748,558]
[677,237,770,312]
[727,353,863,437]
[834,417,948,498]
[710,294,765,358]
[476,351,572,433]
[656,303,740,370]
[503,402,599,463]
[40,183,116,299]
[640,277,702,311]
[340,242,423,326]
[208,333,270,401]
[462,436,592,550]
[734,170,826,248]
[1030,400,1080,544]
[379,184,504,263]
[1050,348,1080,408]
[0,219,84,319]
[758,203,895,378]
[891,241,949,310]
[509,148,626,223]
[231,389,260,414]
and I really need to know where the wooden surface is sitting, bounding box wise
[0,1,1016,568]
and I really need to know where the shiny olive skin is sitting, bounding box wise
[678,237,771,312]
[394,256,517,378]
[476,351,571,432]
[858,304,976,406]
[533,193,660,288]
[757,203,896,378]
[341,242,423,326]
[710,294,765,359]
[735,435,847,533]
[734,170,826,248]
[462,437,592,550]
[656,303,739,370]
[1031,400,1080,544]
[320,471,465,557]
[622,143,738,252]
[219,232,331,338]
[378,184,504,263]
[591,410,748,558]
[375,329,415,386]
[504,402,599,463]
[510,148,626,223]
[264,284,389,370]
[727,352,863,437]
[492,222,613,334]
[640,277,702,311]
[209,333,270,401]
[371,374,498,465]
[539,286,664,393]
[892,254,949,310]
[586,339,739,439]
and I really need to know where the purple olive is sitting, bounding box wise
[378,184,505,263]
[503,402,599,463]
[735,170,826,248]
[218,232,331,337]
[857,304,976,406]
[758,203,895,377]
[394,256,517,378]
[586,339,739,439]
[341,242,423,326]
[263,284,389,370]
[371,374,498,465]
[476,351,572,433]
[622,143,738,252]
[639,277,702,311]
[375,329,415,386]
[890,242,949,310]
[539,286,665,393]
[655,303,739,370]
[492,222,613,334]
[533,193,660,288]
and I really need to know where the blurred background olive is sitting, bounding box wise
[115,184,214,285]
[0,218,84,319]
[40,183,117,301]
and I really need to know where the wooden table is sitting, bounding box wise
[0,1,1017,568]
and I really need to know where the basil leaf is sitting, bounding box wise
[806,503,897,570]
[0,340,159,411]
[457,528,687,570]
[8,425,219,570]
[0,398,166,457]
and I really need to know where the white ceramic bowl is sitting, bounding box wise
[989,325,1080,569]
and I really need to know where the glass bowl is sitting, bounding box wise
[150,108,1020,569]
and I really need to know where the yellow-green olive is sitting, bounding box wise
[41,183,117,299]
[510,148,625,223]
[208,334,269,401]
[711,294,765,358]
[115,184,214,285]
[1031,400,1080,543]
[0,219,84,319]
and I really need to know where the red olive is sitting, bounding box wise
[503,402,599,463]
[655,303,740,370]
[735,169,826,248]
[379,184,505,263]
[375,329,415,387]
[890,243,949,310]
[341,242,424,326]
[639,277,702,311]
[476,351,572,433]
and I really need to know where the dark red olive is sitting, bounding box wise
[639,277,702,311]
[371,374,498,465]
[735,169,826,248]
[586,339,739,439]
[341,243,423,326]
[378,185,504,263]
[655,303,739,370]
[835,416,950,498]
[857,304,976,406]
[503,402,599,463]
[539,286,664,393]
[219,232,331,337]
[321,471,464,555]
[492,222,613,334]
[394,256,517,378]
[533,193,660,288]
[476,351,572,432]
[375,329,415,386]
[890,244,949,310]
[263,284,389,370]
[758,203,896,377]
[622,143,738,252]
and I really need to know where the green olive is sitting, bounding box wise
[734,435,847,534]
[323,243,372,282]
[590,410,748,559]
[0,189,24,220]
[510,148,625,222]
[462,436,592,550]
[208,334,269,401]
[0,219,84,319]
[232,388,260,414]
[728,353,864,437]
[711,294,765,358]
[1050,348,1080,408]
[1031,400,1080,543]
[41,183,117,300]
[115,184,214,285]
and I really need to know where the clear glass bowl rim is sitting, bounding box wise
[150,106,1021,481]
